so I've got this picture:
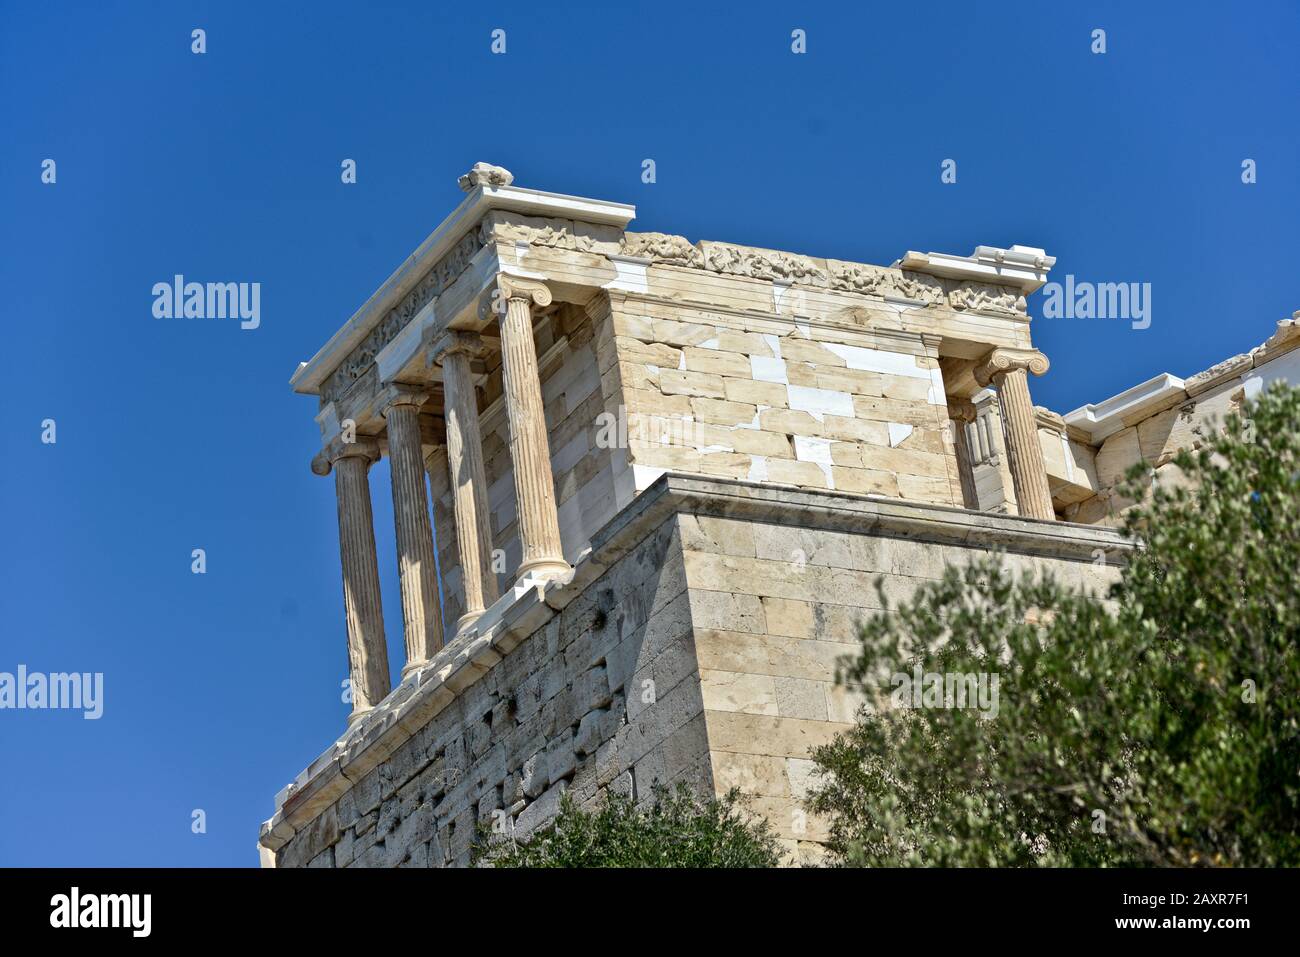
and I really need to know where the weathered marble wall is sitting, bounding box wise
[605,292,964,508]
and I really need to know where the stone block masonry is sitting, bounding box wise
[606,294,963,509]
[262,475,1128,867]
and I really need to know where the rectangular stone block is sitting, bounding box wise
[818,415,891,446]
[760,596,814,640]
[704,710,852,760]
[831,466,900,496]
[723,378,789,408]
[617,337,682,367]
[695,423,794,458]
[758,407,821,436]
[775,677,829,720]
[897,472,955,504]
[713,329,775,356]
[623,387,694,417]
[693,627,846,683]
[852,394,944,426]
[691,397,758,427]
[611,312,655,341]
[688,588,767,634]
[650,317,718,347]
[700,669,779,715]
[811,367,884,397]
[763,458,829,488]
[659,368,726,399]
[779,338,847,366]
[710,750,789,797]
[683,347,751,377]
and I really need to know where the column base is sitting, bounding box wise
[399,659,427,681]
[455,610,484,636]
[515,557,573,584]
[345,706,373,728]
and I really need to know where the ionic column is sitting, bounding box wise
[975,348,1055,521]
[380,386,444,674]
[495,275,570,581]
[947,397,979,510]
[312,438,391,724]
[429,331,500,632]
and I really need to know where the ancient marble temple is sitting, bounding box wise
[258,163,1300,867]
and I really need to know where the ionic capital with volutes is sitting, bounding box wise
[427,329,488,366]
[974,348,1050,387]
[496,274,553,308]
[377,383,430,416]
[311,434,381,476]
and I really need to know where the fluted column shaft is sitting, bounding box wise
[993,368,1055,520]
[382,390,444,672]
[326,443,391,722]
[947,398,979,511]
[976,348,1055,521]
[496,276,570,581]
[432,333,500,629]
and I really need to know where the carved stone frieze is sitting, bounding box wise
[947,281,1027,316]
[890,271,947,304]
[701,242,831,287]
[482,216,575,250]
[826,259,945,304]
[479,212,620,255]
[827,260,890,296]
[320,230,483,405]
[618,231,702,267]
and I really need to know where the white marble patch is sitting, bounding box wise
[794,435,834,465]
[1060,433,1075,482]
[888,423,913,448]
[603,258,649,294]
[751,355,789,384]
[926,368,947,406]
[632,464,668,492]
[787,385,854,421]
[772,282,790,314]
[823,342,930,379]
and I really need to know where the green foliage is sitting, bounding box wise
[807,383,1300,867]
[475,784,783,868]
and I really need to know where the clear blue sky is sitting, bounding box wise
[1,1,1296,866]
